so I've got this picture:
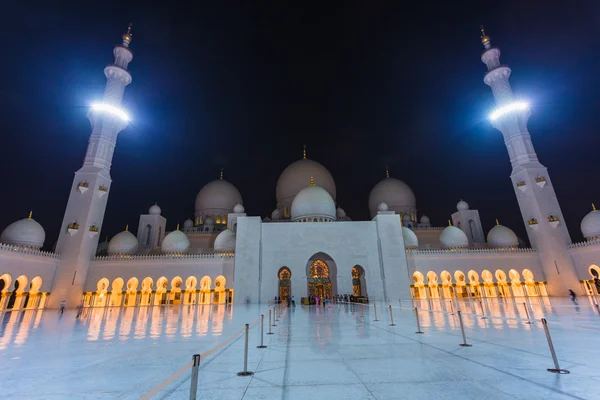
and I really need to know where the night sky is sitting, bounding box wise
[1,1,599,249]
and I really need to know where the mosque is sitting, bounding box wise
[1,26,600,311]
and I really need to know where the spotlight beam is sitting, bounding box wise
[490,102,529,121]
[91,103,130,122]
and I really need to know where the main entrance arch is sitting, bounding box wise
[278,267,291,300]
[308,260,332,299]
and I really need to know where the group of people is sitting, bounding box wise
[274,296,296,307]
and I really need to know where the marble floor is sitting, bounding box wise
[0,297,599,399]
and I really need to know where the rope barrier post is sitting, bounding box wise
[275,305,279,321]
[237,324,254,376]
[189,354,200,400]
[448,299,455,315]
[389,305,396,326]
[414,307,423,334]
[457,311,472,347]
[257,314,267,348]
[523,302,533,324]
[541,318,570,374]
[595,303,600,317]
[373,302,379,321]
[398,299,402,309]
[267,309,274,333]
[479,300,487,320]
[272,307,278,327]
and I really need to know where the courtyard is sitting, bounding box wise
[0,297,598,399]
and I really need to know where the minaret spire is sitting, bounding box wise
[481,27,580,296]
[50,28,134,308]
[385,165,389,178]
[220,168,224,180]
[303,144,307,159]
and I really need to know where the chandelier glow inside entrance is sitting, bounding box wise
[490,101,529,121]
[91,103,130,122]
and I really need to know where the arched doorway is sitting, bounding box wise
[308,260,332,299]
[351,265,367,297]
[278,267,291,301]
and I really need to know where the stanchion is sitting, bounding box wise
[237,324,254,376]
[398,299,402,309]
[272,307,278,327]
[479,300,487,320]
[595,303,600,316]
[373,302,379,321]
[257,314,267,348]
[389,305,396,326]
[189,354,200,400]
[428,298,433,312]
[448,299,455,315]
[414,307,423,334]
[267,310,274,334]
[457,311,472,347]
[541,318,570,374]
[522,302,533,324]
[275,305,280,321]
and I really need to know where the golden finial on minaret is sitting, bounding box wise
[480,25,491,48]
[593,203,597,211]
[122,23,133,45]
[385,166,389,178]
[496,218,500,226]
[303,144,307,159]
[125,224,129,232]
[309,176,315,186]
[448,220,452,227]
[220,168,223,180]
[176,223,180,231]
[28,211,33,220]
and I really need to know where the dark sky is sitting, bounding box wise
[1,1,599,249]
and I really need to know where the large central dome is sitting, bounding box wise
[276,159,336,208]
[368,177,416,218]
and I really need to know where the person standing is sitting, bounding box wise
[291,295,296,307]
[60,300,67,315]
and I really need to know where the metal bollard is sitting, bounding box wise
[595,303,600,316]
[389,305,396,326]
[414,307,423,334]
[457,311,472,347]
[522,302,533,324]
[267,310,274,334]
[448,299,455,315]
[541,318,570,374]
[237,324,254,376]
[373,302,379,321]
[275,305,280,321]
[189,354,200,400]
[257,314,267,348]
[479,300,487,320]
[272,307,278,326]
[398,299,402,309]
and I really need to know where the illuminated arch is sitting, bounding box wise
[352,265,366,297]
[426,271,440,299]
[29,276,43,293]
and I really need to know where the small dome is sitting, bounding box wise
[271,208,282,220]
[377,202,389,212]
[195,179,242,216]
[204,216,214,225]
[214,229,236,252]
[276,158,336,209]
[402,213,411,224]
[457,199,470,211]
[440,225,469,248]
[291,180,336,221]
[96,237,109,255]
[402,227,418,248]
[161,229,190,253]
[420,215,430,224]
[149,204,161,215]
[369,177,416,218]
[581,206,600,240]
[336,206,346,219]
[108,230,138,254]
[233,204,245,213]
[183,219,193,229]
[0,214,45,248]
[487,223,518,247]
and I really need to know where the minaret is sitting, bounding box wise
[49,26,134,307]
[480,27,580,295]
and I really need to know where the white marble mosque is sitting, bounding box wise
[1,26,600,312]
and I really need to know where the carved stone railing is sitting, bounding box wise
[568,239,600,251]
[411,226,444,231]
[92,250,233,262]
[0,242,60,259]
[407,247,537,256]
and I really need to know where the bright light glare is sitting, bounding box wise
[91,103,130,122]
[489,101,529,121]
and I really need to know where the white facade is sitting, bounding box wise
[2,27,600,311]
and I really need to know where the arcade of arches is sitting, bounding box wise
[411,268,549,299]
[82,275,233,308]
[0,274,46,310]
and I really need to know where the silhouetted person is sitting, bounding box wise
[60,300,66,315]
[569,289,577,304]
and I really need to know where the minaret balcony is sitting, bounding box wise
[527,218,539,230]
[77,181,89,194]
[89,225,100,238]
[515,181,527,192]
[535,176,547,189]
[67,222,80,236]
[547,215,560,229]
[98,185,109,198]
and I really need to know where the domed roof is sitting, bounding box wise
[183,219,194,229]
[377,202,389,212]
[161,228,190,253]
[195,178,242,216]
[402,213,411,224]
[214,229,236,252]
[233,204,245,213]
[204,216,214,225]
[487,222,518,247]
[149,203,161,215]
[108,229,138,254]
[457,199,470,211]
[440,225,469,248]
[291,178,336,221]
[271,208,282,220]
[420,215,430,224]
[402,227,419,248]
[581,205,600,240]
[276,158,336,207]
[96,237,109,254]
[336,206,346,219]
[369,177,416,218]
[0,212,45,248]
